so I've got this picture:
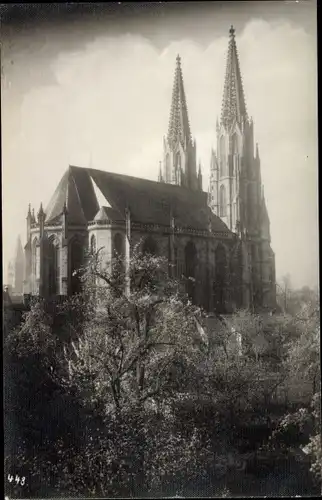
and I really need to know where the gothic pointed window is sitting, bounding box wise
[184,241,197,303]
[32,238,38,293]
[213,244,227,313]
[70,237,84,295]
[90,235,96,255]
[247,183,253,225]
[165,153,170,182]
[175,152,182,184]
[219,185,227,217]
[232,133,238,155]
[220,135,226,176]
[142,236,158,256]
[114,233,124,257]
[232,244,243,308]
[48,236,60,296]
[176,152,181,169]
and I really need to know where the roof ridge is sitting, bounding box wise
[86,167,200,194]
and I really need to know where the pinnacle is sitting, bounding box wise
[14,234,24,260]
[198,162,202,175]
[38,202,45,219]
[229,25,235,38]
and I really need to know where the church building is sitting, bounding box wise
[22,27,276,313]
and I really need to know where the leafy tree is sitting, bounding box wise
[4,298,88,498]
[4,245,319,497]
[265,294,321,487]
[53,244,212,496]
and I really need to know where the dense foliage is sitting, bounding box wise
[4,247,321,497]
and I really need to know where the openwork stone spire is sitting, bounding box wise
[221,26,248,128]
[14,235,24,262]
[167,54,192,150]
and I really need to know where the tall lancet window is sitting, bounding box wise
[176,152,181,183]
[70,237,84,295]
[48,236,60,296]
[142,236,158,256]
[213,244,228,314]
[90,235,96,255]
[232,133,238,155]
[176,152,181,169]
[32,238,38,293]
[165,153,170,182]
[114,233,123,256]
[247,184,253,225]
[113,233,125,279]
[184,241,197,303]
[220,136,226,176]
[219,185,227,217]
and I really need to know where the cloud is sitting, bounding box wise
[2,18,318,288]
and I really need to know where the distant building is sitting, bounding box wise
[6,236,24,297]
[22,27,276,313]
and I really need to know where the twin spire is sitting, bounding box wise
[221,25,248,128]
[167,26,248,144]
[167,54,192,150]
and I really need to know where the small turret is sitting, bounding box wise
[158,161,163,183]
[198,162,203,191]
[37,203,45,238]
[26,203,32,242]
[210,148,218,171]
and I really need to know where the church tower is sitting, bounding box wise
[7,261,14,290]
[209,25,260,234]
[9,235,24,295]
[162,55,200,190]
[209,26,276,309]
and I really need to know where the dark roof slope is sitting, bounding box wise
[45,165,230,233]
[45,166,99,224]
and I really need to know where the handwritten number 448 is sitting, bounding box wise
[8,474,26,486]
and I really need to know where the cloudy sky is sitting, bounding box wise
[1,1,318,289]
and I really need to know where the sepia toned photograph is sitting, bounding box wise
[2,1,319,498]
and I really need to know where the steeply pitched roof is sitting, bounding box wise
[45,166,99,224]
[167,55,192,150]
[94,206,122,222]
[45,166,230,233]
[221,26,248,128]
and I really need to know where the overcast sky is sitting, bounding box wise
[1,1,318,289]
